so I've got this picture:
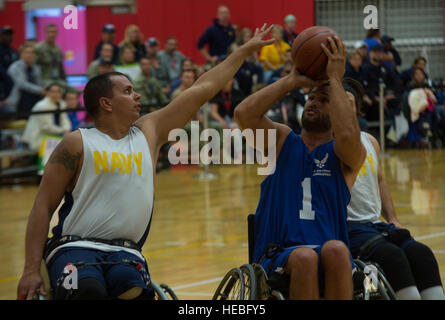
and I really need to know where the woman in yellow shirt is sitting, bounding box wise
[259,25,291,82]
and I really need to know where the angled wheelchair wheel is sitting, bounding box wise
[151,281,170,300]
[354,259,397,300]
[240,264,257,300]
[252,263,270,300]
[160,283,179,300]
[212,267,245,300]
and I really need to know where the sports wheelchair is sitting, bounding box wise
[212,214,397,300]
[39,259,178,300]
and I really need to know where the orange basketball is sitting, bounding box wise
[292,26,340,80]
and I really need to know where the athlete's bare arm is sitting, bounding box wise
[234,67,325,157]
[17,130,83,299]
[134,24,275,154]
[321,37,366,189]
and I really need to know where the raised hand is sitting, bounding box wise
[241,23,275,54]
[320,36,347,80]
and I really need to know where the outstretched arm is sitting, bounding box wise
[321,37,366,183]
[135,24,275,151]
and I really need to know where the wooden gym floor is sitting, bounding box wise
[0,148,444,300]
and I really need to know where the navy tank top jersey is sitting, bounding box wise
[253,131,351,263]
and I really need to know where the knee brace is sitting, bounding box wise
[55,278,108,300]
[403,241,443,291]
[368,242,416,292]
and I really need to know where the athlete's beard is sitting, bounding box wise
[301,111,332,133]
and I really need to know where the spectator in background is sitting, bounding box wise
[364,28,381,47]
[361,40,401,121]
[267,48,292,85]
[97,58,114,75]
[24,38,38,48]
[0,65,14,114]
[22,83,71,151]
[170,58,195,95]
[364,29,395,71]
[345,50,365,85]
[0,26,19,70]
[381,35,402,72]
[34,24,67,88]
[119,24,146,62]
[171,69,196,99]
[229,27,264,95]
[406,70,439,146]
[145,37,160,59]
[197,5,235,64]
[134,57,169,115]
[145,37,170,91]
[209,77,244,130]
[354,40,368,61]
[93,24,119,65]
[401,57,429,89]
[259,25,291,83]
[114,45,140,80]
[6,44,46,115]
[88,43,114,79]
[282,14,298,46]
[64,89,81,130]
[406,67,429,91]
[265,62,303,133]
[158,37,185,82]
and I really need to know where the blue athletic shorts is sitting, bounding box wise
[47,247,152,298]
[347,221,415,259]
[260,243,355,285]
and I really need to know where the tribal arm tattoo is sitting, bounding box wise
[48,141,81,171]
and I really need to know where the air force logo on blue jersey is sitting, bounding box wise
[313,153,331,176]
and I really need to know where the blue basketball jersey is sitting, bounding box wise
[253,131,351,263]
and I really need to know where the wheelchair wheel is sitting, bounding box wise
[375,268,398,300]
[160,283,179,300]
[212,267,245,300]
[240,264,257,300]
[151,281,170,300]
[252,263,270,300]
[354,259,396,300]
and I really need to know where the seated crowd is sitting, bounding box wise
[1,7,444,155]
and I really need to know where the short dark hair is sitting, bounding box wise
[165,37,177,43]
[413,56,427,66]
[45,23,57,31]
[83,72,131,119]
[180,68,196,78]
[365,28,380,39]
[46,82,63,92]
[64,89,80,99]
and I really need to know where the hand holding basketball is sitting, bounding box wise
[286,65,328,88]
[320,36,347,80]
[241,23,275,54]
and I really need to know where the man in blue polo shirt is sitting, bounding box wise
[197,5,235,64]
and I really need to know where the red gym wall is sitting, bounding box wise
[0,1,26,50]
[0,0,315,65]
[86,0,315,64]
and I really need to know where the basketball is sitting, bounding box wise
[292,26,340,80]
